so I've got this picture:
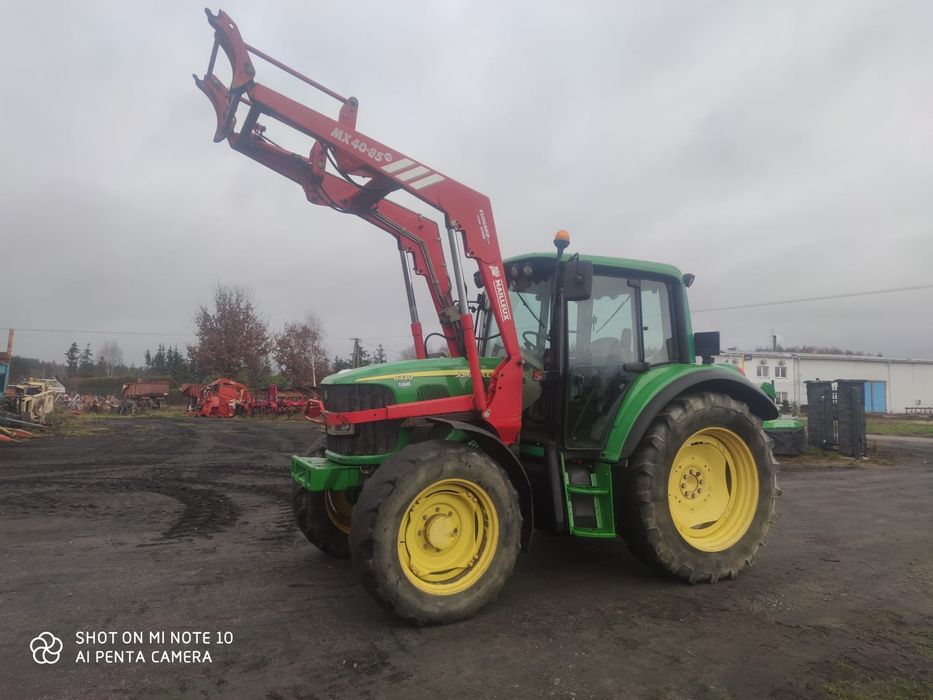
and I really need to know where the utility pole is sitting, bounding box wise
[351,338,362,369]
[0,329,13,394]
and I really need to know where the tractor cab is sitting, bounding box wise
[482,251,689,446]
[475,248,699,535]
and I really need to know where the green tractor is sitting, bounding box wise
[196,9,779,625]
[292,251,779,624]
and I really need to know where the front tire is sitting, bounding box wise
[349,440,521,625]
[619,392,778,583]
[292,484,352,558]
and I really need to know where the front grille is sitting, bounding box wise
[417,384,450,401]
[323,384,400,455]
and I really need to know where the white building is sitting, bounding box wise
[714,351,933,414]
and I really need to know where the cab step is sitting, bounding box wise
[561,457,616,538]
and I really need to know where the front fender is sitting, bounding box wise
[601,365,778,463]
[427,417,534,550]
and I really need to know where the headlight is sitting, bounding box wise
[326,422,356,436]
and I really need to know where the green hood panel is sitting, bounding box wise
[322,357,503,405]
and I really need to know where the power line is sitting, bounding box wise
[2,327,193,337]
[356,339,406,358]
[350,333,414,339]
[10,282,931,336]
[692,283,933,313]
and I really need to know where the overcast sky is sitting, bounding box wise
[3,1,931,367]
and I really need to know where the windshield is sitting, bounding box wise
[484,260,553,365]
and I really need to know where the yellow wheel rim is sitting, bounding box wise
[667,428,759,552]
[397,478,499,596]
[324,490,353,534]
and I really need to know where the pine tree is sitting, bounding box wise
[65,342,80,376]
[78,343,94,376]
[144,349,152,371]
[152,344,167,373]
[166,345,188,380]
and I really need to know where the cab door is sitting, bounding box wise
[564,273,675,449]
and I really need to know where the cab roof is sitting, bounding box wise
[505,252,684,281]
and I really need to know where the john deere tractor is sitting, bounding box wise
[197,10,779,624]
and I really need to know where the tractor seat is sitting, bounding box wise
[590,337,623,364]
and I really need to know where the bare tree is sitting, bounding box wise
[98,340,124,377]
[187,284,271,384]
[273,313,329,387]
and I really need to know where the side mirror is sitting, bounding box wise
[694,331,720,364]
[563,260,593,301]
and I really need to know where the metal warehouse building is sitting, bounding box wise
[714,351,933,414]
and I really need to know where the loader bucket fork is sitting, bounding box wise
[194,9,525,444]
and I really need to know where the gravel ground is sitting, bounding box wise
[1,417,930,699]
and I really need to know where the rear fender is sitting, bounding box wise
[602,366,779,463]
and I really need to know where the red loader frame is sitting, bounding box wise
[195,10,524,444]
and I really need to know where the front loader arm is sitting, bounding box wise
[218,130,459,354]
[194,9,523,443]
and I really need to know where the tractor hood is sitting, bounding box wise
[321,357,502,405]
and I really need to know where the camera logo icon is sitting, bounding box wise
[30,632,63,664]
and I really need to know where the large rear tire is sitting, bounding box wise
[349,440,521,625]
[292,484,352,559]
[619,392,778,583]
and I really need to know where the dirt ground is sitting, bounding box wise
[1,417,931,699]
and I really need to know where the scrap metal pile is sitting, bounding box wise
[59,393,122,413]
[1,378,64,441]
[0,426,38,442]
[2,378,65,424]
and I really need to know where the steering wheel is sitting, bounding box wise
[521,330,545,370]
[522,330,543,349]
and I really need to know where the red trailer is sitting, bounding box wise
[180,383,204,411]
[122,381,170,409]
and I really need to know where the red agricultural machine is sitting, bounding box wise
[190,377,253,418]
[248,385,311,416]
